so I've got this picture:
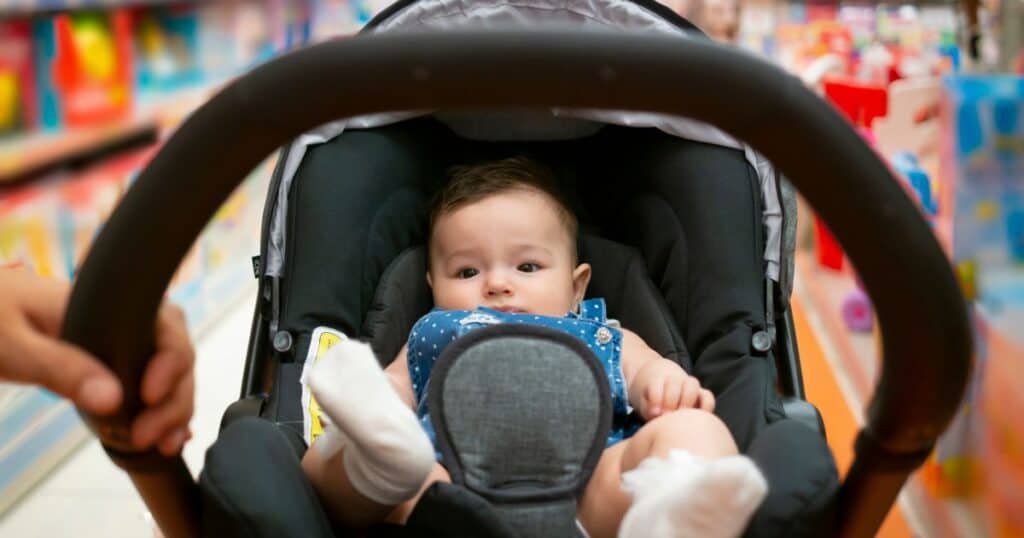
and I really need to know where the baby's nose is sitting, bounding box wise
[484,273,513,296]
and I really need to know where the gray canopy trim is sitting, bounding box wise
[265,0,785,288]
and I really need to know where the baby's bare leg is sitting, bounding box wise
[302,445,391,528]
[577,409,747,538]
[302,448,450,528]
[386,463,452,524]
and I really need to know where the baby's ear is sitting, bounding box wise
[572,263,592,304]
[426,272,433,288]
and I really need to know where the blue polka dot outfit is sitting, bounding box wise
[408,298,641,455]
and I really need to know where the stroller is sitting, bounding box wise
[61,1,972,537]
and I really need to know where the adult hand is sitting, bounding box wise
[630,358,715,420]
[0,266,196,455]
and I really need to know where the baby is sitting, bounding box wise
[301,157,767,537]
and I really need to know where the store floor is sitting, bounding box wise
[0,284,916,537]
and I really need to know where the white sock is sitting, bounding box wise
[618,450,768,538]
[307,339,434,506]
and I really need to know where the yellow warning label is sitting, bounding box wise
[302,327,347,446]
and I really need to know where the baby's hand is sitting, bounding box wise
[630,359,714,420]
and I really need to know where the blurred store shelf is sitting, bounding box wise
[0,121,157,185]
[0,82,221,185]
[0,0,192,16]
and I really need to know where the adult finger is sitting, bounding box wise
[143,302,194,405]
[14,269,71,336]
[680,376,701,409]
[131,369,194,449]
[699,389,716,412]
[141,348,193,407]
[5,323,122,415]
[157,427,192,457]
[154,303,191,356]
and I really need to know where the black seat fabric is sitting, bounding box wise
[200,417,335,538]
[579,128,790,449]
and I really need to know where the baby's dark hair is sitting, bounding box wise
[428,157,579,252]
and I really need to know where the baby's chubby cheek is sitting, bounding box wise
[428,280,474,311]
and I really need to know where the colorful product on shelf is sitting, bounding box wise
[812,217,843,271]
[310,0,363,41]
[132,4,204,99]
[0,19,37,136]
[0,177,65,278]
[943,76,1024,319]
[269,0,313,51]
[823,77,888,127]
[840,285,873,332]
[32,9,134,130]
[198,0,277,81]
[891,151,938,218]
[774,19,853,78]
[873,77,942,160]
[920,75,1024,530]
[759,3,958,85]
[233,0,285,66]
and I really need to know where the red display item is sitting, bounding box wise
[0,19,37,135]
[812,78,890,272]
[35,10,134,129]
[823,77,888,128]
[813,215,844,270]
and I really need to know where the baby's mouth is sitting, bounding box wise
[491,305,524,313]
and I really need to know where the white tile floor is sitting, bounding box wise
[0,287,256,537]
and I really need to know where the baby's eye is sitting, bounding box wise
[517,263,540,273]
[456,268,479,279]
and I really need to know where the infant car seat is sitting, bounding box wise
[60,2,972,538]
[199,115,839,537]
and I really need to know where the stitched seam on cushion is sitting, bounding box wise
[363,246,420,348]
[632,252,687,366]
[361,186,425,335]
[655,192,692,353]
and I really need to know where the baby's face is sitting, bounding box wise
[428,189,590,317]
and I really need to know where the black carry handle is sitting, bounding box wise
[62,30,970,538]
